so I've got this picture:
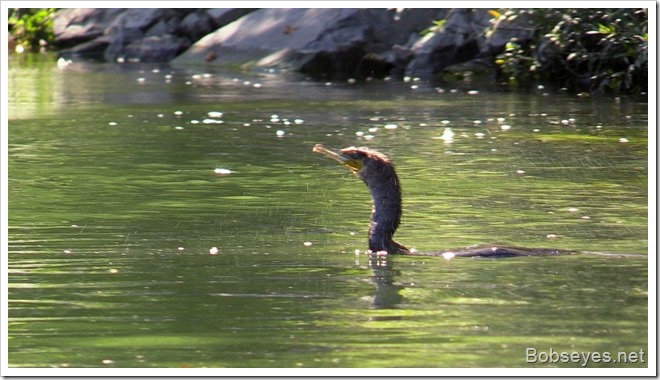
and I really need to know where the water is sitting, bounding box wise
[7,54,649,370]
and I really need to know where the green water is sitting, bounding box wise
[7,54,649,369]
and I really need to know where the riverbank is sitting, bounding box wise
[10,8,649,94]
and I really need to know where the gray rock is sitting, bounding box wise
[53,8,536,77]
[60,34,111,58]
[205,8,257,28]
[53,8,124,48]
[179,11,216,41]
[123,35,191,62]
[102,21,145,62]
[174,8,442,78]
[406,9,484,77]
[145,17,180,38]
[105,8,175,33]
[56,8,250,62]
[405,9,537,77]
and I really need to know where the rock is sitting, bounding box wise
[205,9,257,28]
[175,9,345,66]
[53,8,125,48]
[52,8,537,78]
[405,9,537,77]
[55,8,252,62]
[406,9,484,77]
[101,8,183,62]
[179,11,216,41]
[173,8,442,79]
[61,34,111,58]
[123,35,191,62]
[482,13,536,56]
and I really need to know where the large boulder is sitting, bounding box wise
[173,8,444,78]
[55,8,255,62]
[53,8,125,49]
[405,9,536,77]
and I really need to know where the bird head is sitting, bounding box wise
[312,144,393,185]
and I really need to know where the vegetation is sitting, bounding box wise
[420,19,447,37]
[8,8,57,52]
[490,8,648,94]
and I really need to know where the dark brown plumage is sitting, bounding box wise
[313,144,565,258]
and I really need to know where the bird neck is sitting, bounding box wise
[365,171,408,254]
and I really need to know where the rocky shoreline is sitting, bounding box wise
[53,8,535,79]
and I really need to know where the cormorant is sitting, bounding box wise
[312,144,565,258]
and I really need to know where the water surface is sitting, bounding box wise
[7,54,648,369]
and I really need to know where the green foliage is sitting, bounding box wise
[8,8,57,52]
[420,19,447,36]
[491,8,648,94]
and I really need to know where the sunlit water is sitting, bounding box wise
[8,54,648,369]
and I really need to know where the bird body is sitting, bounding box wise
[313,144,565,258]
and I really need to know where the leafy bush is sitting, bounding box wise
[493,8,648,94]
[8,8,57,52]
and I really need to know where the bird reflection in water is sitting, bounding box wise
[365,252,404,310]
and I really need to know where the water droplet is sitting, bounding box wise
[214,168,232,175]
[440,127,454,143]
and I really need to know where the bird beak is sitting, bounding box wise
[313,144,364,173]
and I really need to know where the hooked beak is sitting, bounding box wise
[312,144,364,173]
